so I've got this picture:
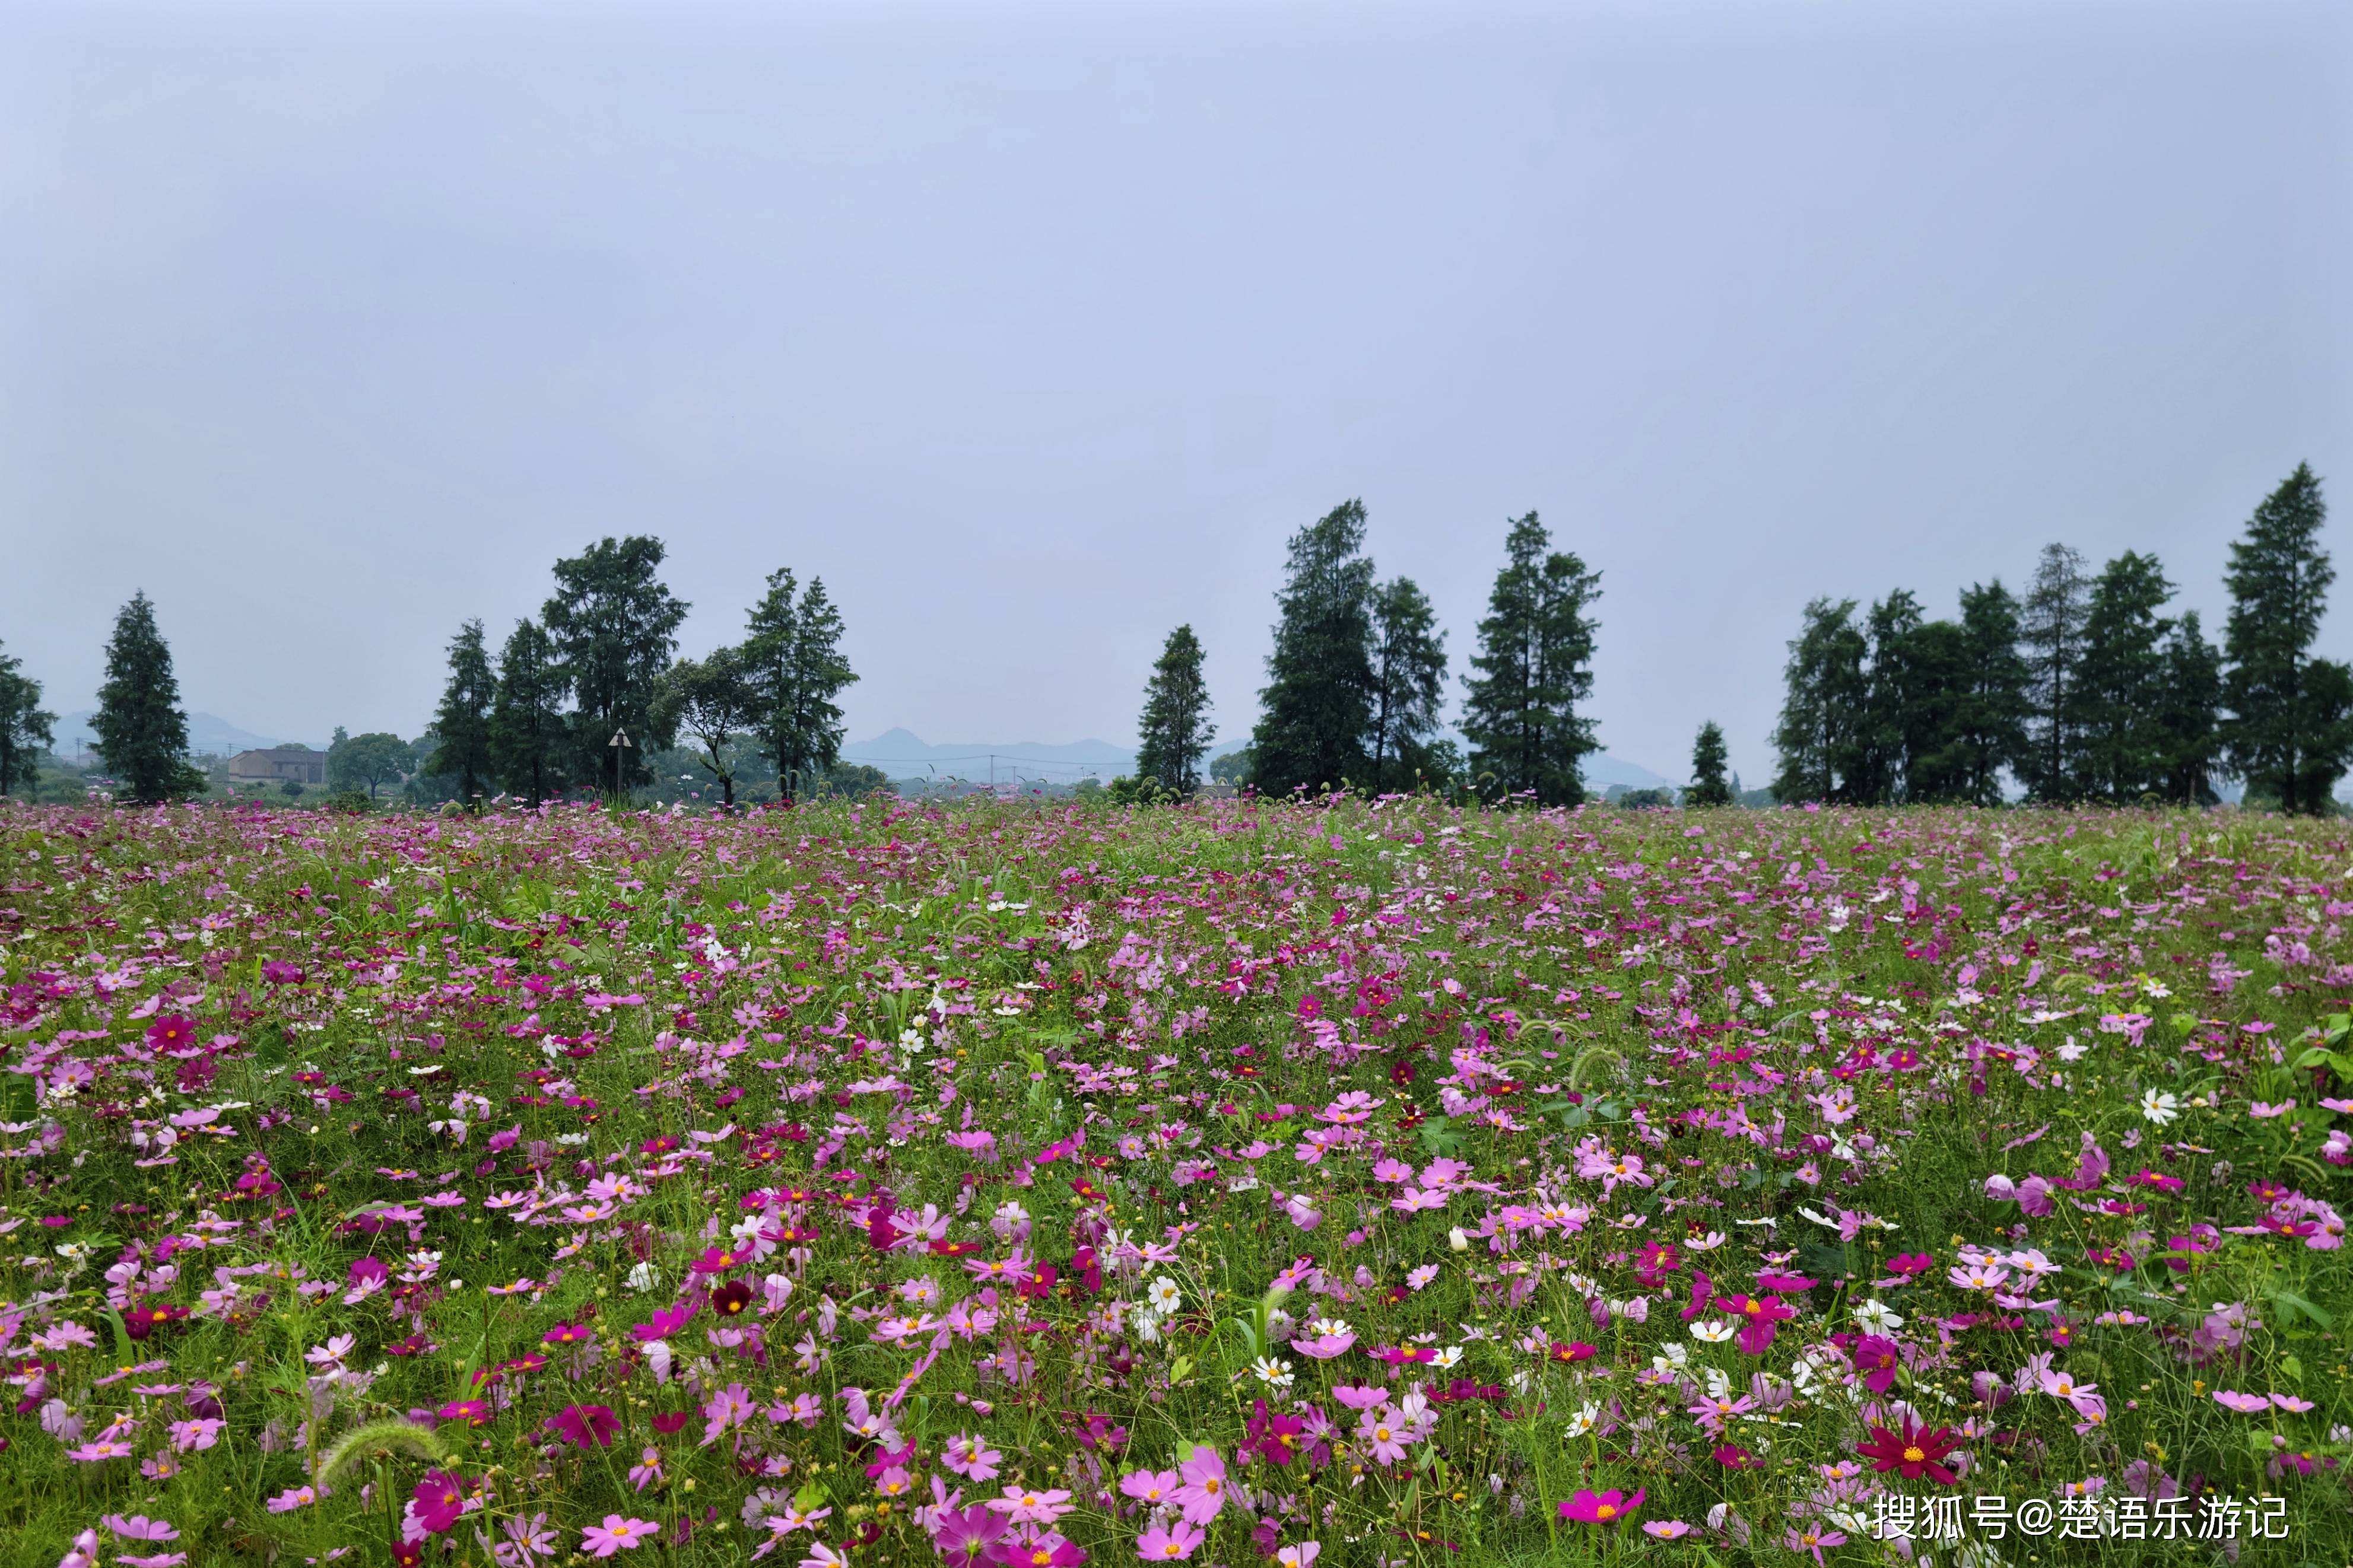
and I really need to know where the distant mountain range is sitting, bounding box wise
[50,711,310,761]
[38,712,1681,791]
[839,729,1136,783]
[842,727,1678,790]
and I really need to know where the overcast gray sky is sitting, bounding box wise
[4,0,2348,781]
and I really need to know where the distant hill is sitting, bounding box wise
[1206,734,1675,793]
[50,711,311,761]
[846,727,1677,791]
[840,729,1135,783]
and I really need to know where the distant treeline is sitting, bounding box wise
[1771,465,2346,814]
[2,465,2344,814]
[0,537,858,808]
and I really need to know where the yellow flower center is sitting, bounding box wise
[1596,1505,1617,1520]
[1902,1445,1925,1463]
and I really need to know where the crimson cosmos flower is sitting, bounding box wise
[544,1404,621,1449]
[1855,1417,1963,1484]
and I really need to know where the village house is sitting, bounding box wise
[226,747,327,787]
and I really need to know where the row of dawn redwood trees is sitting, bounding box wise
[1133,503,1605,803]
[1771,465,2351,813]
[1130,465,2350,813]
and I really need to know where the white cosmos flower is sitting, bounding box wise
[1852,1299,1904,1332]
[1566,1401,1600,1436]
[1251,1356,1295,1390]
[1431,1346,1463,1370]
[1145,1276,1183,1313]
[1691,1319,1738,1344]
[2140,1090,2180,1126]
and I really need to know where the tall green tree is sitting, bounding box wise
[2222,464,2353,814]
[2157,610,2224,806]
[1460,512,1602,805]
[1685,720,1733,807]
[1366,578,1447,793]
[1850,590,1930,805]
[329,732,409,799]
[2018,543,2091,803]
[0,641,56,800]
[1133,625,1215,794]
[1891,616,1972,803]
[1252,501,1377,795]
[542,536,690,796]
[1770,597,1866,804]
[1941,581,2030,806]
[91,591,205,803]
[652,647,758,807]
[491,618,570,803]
[742,569,859,803]
[427,618,497,804]
[2075,551,2176,802]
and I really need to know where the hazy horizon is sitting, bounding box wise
[5,0,2349,784]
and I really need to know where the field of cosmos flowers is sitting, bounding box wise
[0,794,2349,1568]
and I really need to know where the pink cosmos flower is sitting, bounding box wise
[942,1432,1004,1481]
[2036,1367,2097,1402]
[985,1485,1074,1526]
[103,1516,180,1541]
[67,1439,137,1462]
[701,1381,755,1445]
[1357,1407,1409,1467]
[1120,1469,1180,1505]
[1291,1328,1357,1360]
[2214,1391,2273,1413]
[1136,1521,1206,1560]
[1786,1525,1848,1564]
[1173,1446,1229,1524]
[580,1515,658,1557]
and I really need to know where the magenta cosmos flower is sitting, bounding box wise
[931,1506,1006,1566]
[411,1471,467,1534]
[1712,1292,1796,1354]
[1558,1488,1644,1525]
